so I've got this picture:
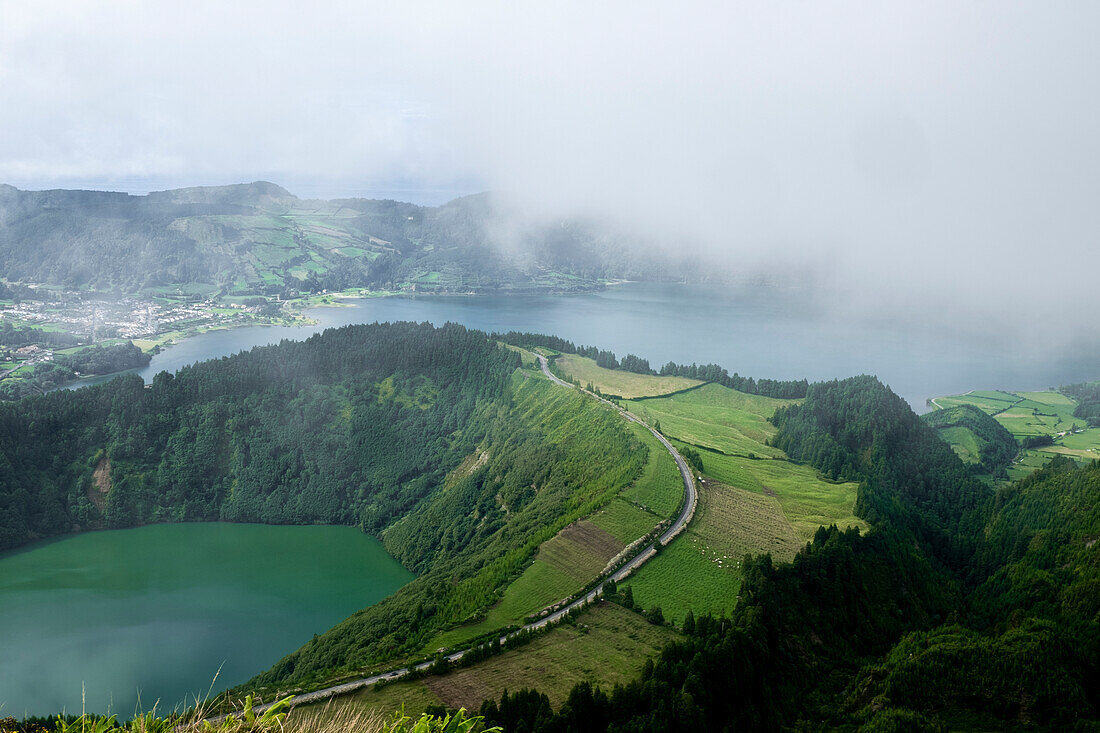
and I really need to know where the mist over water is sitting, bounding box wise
[97,284,1100,411]
[5,2,1099,345]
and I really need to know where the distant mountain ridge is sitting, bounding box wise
[0,182,693,296]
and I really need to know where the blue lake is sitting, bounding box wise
[105,283,1099,410]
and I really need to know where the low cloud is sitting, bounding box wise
[2,1,1098,346]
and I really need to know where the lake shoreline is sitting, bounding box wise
[39,282,1100,413]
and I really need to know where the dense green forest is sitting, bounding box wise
[476,376,1100,731]
[1062,380,1100,427]
[0,322,510,549]
[0,322,649,688]
[0,183,692,296]
[922,403,1019,477]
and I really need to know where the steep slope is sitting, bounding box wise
[475,377,1100,731]
[1062,380,1100,427]
[845,457,1100,729]
[0,322,650,692]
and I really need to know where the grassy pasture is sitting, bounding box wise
[931,387,1096,479]
[499,342,538,366]
[628,479,805,621]
[476,519,622,629]
[995,393,1081,436]
[588,498,658,544]
[1038,444,1100,460]
[428,404,684,651]
[939,425,982,464]
[969,389,1023,402]
[628,534,742,623]
[627,383,788,458]
[616,381,862,620]
[431,521,616,646]
[623,381,861,538]
[555,354,702,398]
[1006,450,1058,482]
[1033,427,1100,462]
[932,392,1019,414]
[684,446,865,539]
[300,603,676,721]
[1056,427,1100,454]
[618,422,683,518]
[932,389,1079,436]
[299,260,328,273]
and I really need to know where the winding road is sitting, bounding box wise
[245,354,697,712]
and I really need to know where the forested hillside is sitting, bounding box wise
[0,322,511,547]
[478,376,1100,731]
[1062,380,1100,427]
[0,183,689,295]
[922,403,1019,477]
[0,323,651,684]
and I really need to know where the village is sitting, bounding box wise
[0,295,279,383]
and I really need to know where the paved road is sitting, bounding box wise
[536,355,697,555]
[242,354,698,713]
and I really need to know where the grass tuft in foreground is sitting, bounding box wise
[1,696,498,733]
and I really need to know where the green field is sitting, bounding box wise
[300,602,678,720]
[499,343,538,367]
[1056,427,1100,456]
[427,372,861,661]
[162,204,403,293]
[623,443,864,623]
[430,416,682,650]
[997,392,1080,437]
[627,383,789,458]
[930,387,1099,478]
[620,383,863,619]
[588,498,659,544]
[689,448,864,538]
[628,478,806,622]
[938,425,982,464]
[1005,449,1057,482]
[618,422,684,517]
[425,379,690,652]
[932,389,1080,435]
[443,519,624,641]
[555,354,702,398]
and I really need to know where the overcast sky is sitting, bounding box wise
[2,1,1098,340]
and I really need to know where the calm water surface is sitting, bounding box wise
[0,523,412,716]
[102,283,1099,409]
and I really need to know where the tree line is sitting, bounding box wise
[1062,380,1100,427]
[495,331,809,399]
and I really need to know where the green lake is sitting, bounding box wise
[0,523,413,717]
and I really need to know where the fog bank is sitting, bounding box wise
[2,1,1098,346]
